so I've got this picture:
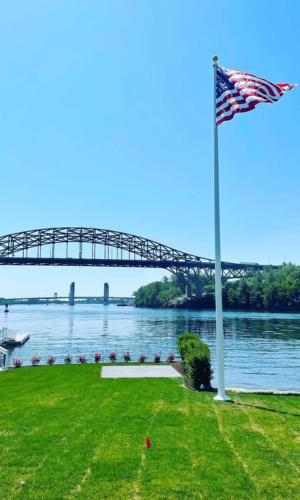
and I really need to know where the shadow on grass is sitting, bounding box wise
[228,400,300,418]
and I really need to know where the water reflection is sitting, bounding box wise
[2,305,300,391]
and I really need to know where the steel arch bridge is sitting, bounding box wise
[0,227,264,279]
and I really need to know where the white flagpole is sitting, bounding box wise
[213,55,229,401]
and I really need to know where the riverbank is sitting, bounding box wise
[161,295,300,312]
[1,364,300,499]
[134,265,300,312]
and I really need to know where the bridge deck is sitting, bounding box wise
[0,257,265,270]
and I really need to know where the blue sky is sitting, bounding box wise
[0,0,299,298]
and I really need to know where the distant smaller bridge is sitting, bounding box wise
[4,296,133,305]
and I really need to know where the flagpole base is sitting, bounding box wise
[214,393,230,402]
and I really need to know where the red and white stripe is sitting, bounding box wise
[217,67,297,126]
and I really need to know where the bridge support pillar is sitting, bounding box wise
[104,282,109,305]
[195,283,202,299]
[69,282,75,306]
[185,284,192,298]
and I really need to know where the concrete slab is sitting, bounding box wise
[101,365,182,378]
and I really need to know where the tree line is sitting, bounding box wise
[133,263,300,311]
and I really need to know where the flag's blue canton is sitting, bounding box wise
[216,67,235,99]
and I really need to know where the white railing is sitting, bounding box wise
[0,345,8,371]
[0,327,17,344]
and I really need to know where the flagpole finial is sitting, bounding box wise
[213,55,218,62]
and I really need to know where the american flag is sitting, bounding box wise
[216,66,297,126]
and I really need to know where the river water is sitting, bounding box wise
[2,305,300,391]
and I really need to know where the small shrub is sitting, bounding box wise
[185,342,213,389]
[109,351,118,362]
[178,334,213,390]
[154,353,161,363]
[13,358,23,368]
[122,352,131,362]
[166,352,175,362]
[94,353,102,363]
[31,355,41,366]
[77,355,87,364]
[138,354,147,363]
[46,356,56,365]
[64,355,72,364]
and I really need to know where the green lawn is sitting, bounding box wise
[1,365,300,499]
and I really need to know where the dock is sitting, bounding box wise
[0,328,30,347]
[3,333,30,347]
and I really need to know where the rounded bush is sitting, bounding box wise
[185,345,213,389]
[178,333,198,345]
[178,333,201,361]
[177,334,213,389]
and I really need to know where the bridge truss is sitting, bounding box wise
[0,227,264,280]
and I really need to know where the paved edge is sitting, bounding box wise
[226,388,300,396]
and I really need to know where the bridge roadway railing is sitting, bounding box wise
[0,256,266,280]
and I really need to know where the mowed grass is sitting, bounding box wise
[1,365,300,499]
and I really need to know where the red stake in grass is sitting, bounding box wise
[146,437,151,449]
[94,372,95,376]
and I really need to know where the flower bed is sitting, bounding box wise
[138,354,147,363]
[9,350,178,368]
[31,356,41,366]
[47,356,56,365]
[64,355,72,364]
[166,352,175,362]
[122,352,131,362]
[13,358,23,368]
[77,355,87,364]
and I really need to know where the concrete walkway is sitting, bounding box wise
[102,365,181,378]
